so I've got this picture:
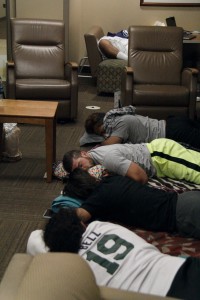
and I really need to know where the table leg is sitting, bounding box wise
[45,118,56,183]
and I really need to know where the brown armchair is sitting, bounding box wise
[6,18,78,122]
[0,253,175,300]
[121,26,198,120]
[84,25,127,94]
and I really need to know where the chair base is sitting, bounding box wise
[97,59,127,94]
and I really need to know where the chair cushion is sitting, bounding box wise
[12,19,65,79]
[133,85,189,106]
[128,26,182,85]
[16,79,71,99]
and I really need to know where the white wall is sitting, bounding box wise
[16,0,63,19]
[70,0,200,62]
[0,0,6,18]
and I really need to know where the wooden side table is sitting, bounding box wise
[0,100,58,182]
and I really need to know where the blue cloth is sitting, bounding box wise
[107,29,129,39]
[51,195,83,213]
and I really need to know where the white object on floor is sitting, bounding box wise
[114,90,121,108]
[0,39,6,81]
[86,106,100,110]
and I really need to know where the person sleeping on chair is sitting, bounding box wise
[98,29,129,61]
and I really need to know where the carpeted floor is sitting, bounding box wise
[0,80,114,281]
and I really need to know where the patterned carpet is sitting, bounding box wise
[0,81,114,280]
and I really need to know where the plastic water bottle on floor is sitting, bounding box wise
[0,77,5,99]
[114,89,122,108]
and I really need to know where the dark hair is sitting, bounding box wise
[85,112,105,134]
[63,150,81,173]
[44,208,84,253]
[63,168,98,200]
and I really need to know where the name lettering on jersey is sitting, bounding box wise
[81,231,101,249]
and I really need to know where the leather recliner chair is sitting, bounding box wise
[121,26,198,120]
[6,18,78,122]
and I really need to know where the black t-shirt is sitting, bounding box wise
[81,175,177,232]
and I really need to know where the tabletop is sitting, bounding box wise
[0,100,58,118]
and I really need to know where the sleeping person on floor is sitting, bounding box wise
[80,106,200,151]
[52,166,200,240]
[64,137,200,185]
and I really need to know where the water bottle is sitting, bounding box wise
[114,89,121,108]
[0,77,5,99]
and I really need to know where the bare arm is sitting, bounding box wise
[76,208,91,223]
[99,39,119,58]
[126,162,148,184]
[100,136,123,146]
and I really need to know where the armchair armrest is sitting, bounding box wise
[100,286,175,300]
[65,61,78,82]
[6,61,16,99]
[181,67,199,119]
[65,61,78,119]
[181,67,199,88]
[121,66,134,106]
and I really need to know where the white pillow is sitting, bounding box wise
[27,229,49,256]
[79,131,104,146]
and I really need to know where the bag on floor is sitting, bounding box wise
[1,123,22,162]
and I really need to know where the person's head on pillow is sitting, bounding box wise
[85,112,105,136]
[63,168,99,200]
[44,207,85,253]
[63,166,110,200]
